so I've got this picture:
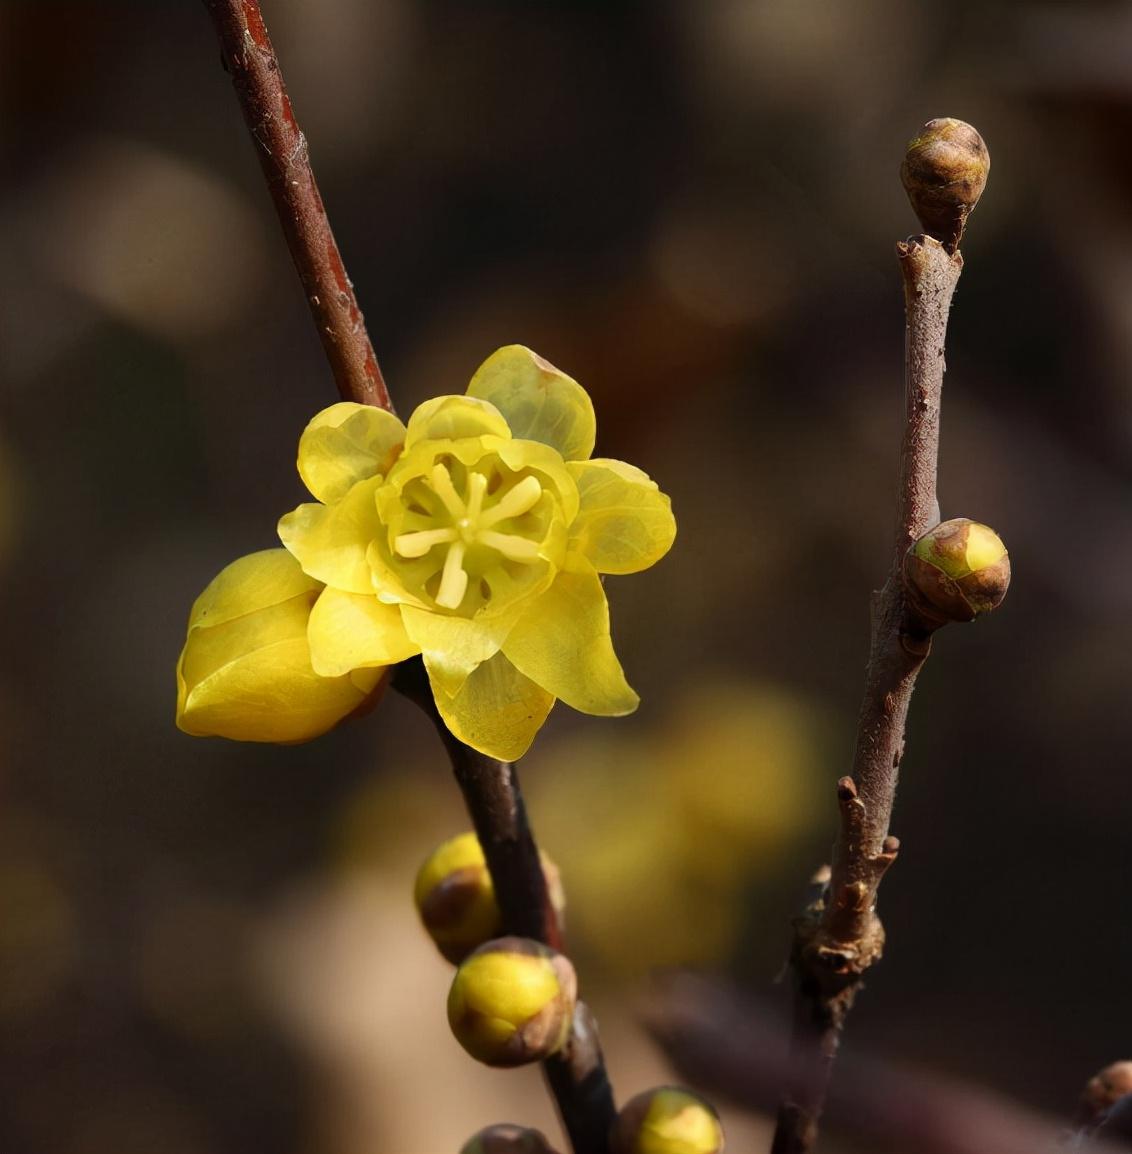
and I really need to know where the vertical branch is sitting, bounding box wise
[201,4,616,1150]
[770,116,989,1154]
[201,0,392,412]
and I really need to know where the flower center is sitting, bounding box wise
[391,462,545,610]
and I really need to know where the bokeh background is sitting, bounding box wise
[2,1,1131,1151]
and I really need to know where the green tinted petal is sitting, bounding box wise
[566,459,676,574]
[185,549,319,632]
[307,587,419,676]
[404,395,511,449]
[466,346,596,461]
[430,651,555,762]
[278,475,382,595]
[463,343,595,461]
[503,564,638,716]
[297,403,406,503]
[401,602,524,697]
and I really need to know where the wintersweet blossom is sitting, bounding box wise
[175,549,385,742]
[278,346,676,760]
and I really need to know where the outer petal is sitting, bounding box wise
[404,395,511,449]
[466,345,596,462]
[401,603,525,697]
[502,563,638,716]
[278,475,382,595]
[185,549,320,631]
[430,651,555,762]
[566,459,676,574]
[297,402,406,503]
[178,637,383,743]
[307,587,419,676]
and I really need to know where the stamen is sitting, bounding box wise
[436,540,469,609]
[479,476,543,527]
[465,471,488,523]
[429,463,467,520]
[393,527,457,558]
[476,530,541,563]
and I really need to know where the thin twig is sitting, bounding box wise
[771,235,963,1154]
[394,660,617,1154]
[202,0,392,411]
[201,5,617,1149]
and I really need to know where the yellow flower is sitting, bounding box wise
[278,346,676,760]
[176,549,385,743]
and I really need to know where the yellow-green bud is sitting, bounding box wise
[460,1124,562,1154]
[610,1087,724,1154]
[903,518,1010,626]
[901,118,989,251]
[414,832,565,965]
[447,936,577,1067]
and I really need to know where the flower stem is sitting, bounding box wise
[770,235,964,1153]
[200,0,393,413]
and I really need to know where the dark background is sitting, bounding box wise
[1,2,1130,1151]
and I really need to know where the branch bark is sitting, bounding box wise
[202,0,392,412]
[201,5,616,1149]
[771,236,963,1154]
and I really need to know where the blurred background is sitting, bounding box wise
[2,1,1131,1151]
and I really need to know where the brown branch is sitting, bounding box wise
[771,234,964,1154]
[394,659,617,1154]
[201,5,616,1149]
[201,0,392,412]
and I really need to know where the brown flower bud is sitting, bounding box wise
[1077,1061,1132,1132]
[903,518,1010,627]
[447,937,577,1067]
[460,1124,562,1154]
[610,1087,724,1154]
[901,118,989,251]
[414,832,565,965]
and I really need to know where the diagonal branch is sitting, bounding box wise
[202,0,392,412]
[200,9,618,1149]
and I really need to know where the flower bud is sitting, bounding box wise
[901,118,989,251]
[447,937,576,1067]
[414,833,566,965]
[610,1087,724,1154]
[460,1124,561,1154]
[1078,1061,1132,1131]
[903,518,1010,626]
[175,550,385,743]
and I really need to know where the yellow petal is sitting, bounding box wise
[493,437,580,525]
[404,395,511,449]
[278,475,382,595]
[401,602,524,697]
[431,651,555,762]
[307,587,419,676]
[185,548,320,632]
[175,551,384,743]
[503,564,638,716]
[297,402,407,503]
[566,459,676,574]
[178,637,383,743]
[466,345,596,462]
